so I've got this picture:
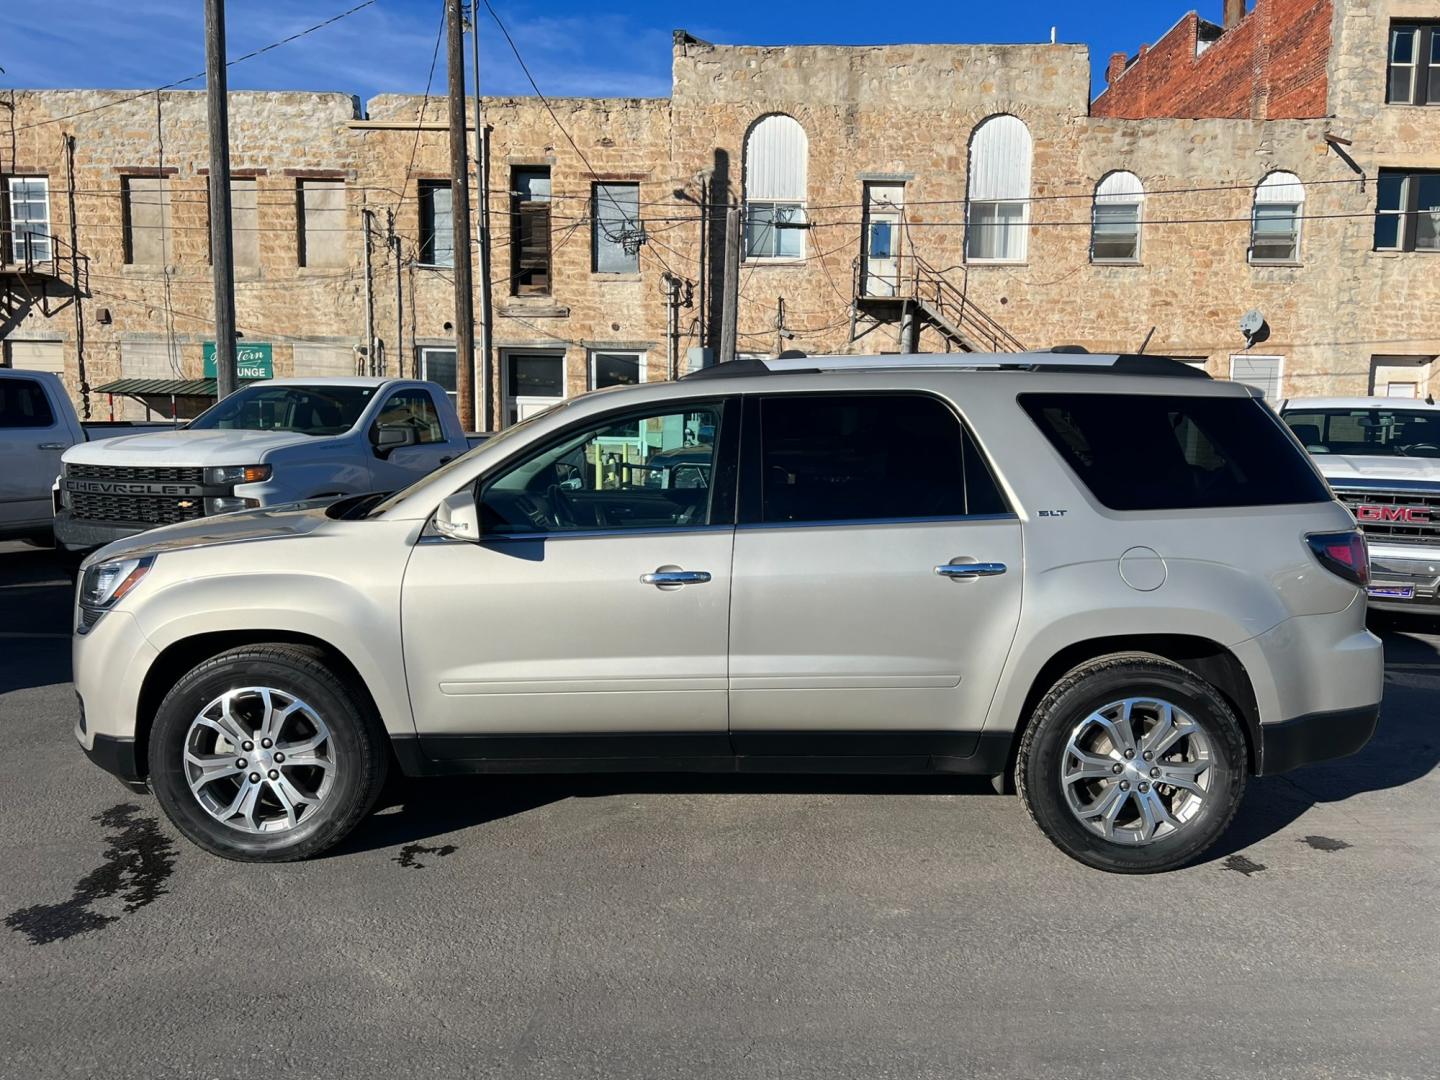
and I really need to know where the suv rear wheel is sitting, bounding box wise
[1017,653,1247,873]
[148,645,388,862]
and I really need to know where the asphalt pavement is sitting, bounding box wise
[1,540,1437,1080]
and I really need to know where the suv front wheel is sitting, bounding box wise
[1017,654,1247,874]
[148,645,388,862]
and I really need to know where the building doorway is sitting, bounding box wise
[861,183,905,297]
[503,351,566,426]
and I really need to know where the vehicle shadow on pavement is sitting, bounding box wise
[333,773,996,858]
[1206,619,1440,862]
[0,545,74,695]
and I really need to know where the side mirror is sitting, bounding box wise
[374,426,417,455]
[434,489,481,542]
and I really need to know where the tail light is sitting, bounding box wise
[1306,530,1369,587]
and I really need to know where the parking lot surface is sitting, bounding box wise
[1,540,1437,1080]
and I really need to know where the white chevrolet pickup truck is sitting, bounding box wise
[0,368,176,545]
[55,377,472,552]
[1280,396,1440,613]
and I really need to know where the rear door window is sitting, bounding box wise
[0,377,56,428]
[749,393,1006,524]
[1021,393,1329,510]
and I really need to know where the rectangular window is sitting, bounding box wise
[744,201,804,259]
[419,181,453,267]
[6,177,51,263]
[966,201,1026,262]
[1387,24,1440,104]
[504,350,565,426]
[374,388,445,444]
[0,376,56,429]
[1375,168,1440,251]
[1091,202,1140,262]
[122,176,173,266]
[298,179,346,268]
[1021,393,1329,511]
[590,350,644,389]
[511,168,551,295]
[418,347,458,408]
[754,394,1005,524]
[592,182,640,273]
[1250,203,1301,263]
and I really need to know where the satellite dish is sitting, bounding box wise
[1240,309,1269,348]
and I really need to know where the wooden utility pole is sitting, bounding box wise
[445,0,476,428]
[470,0,494,430]
[718,205,741,364]
[389,210,404,376]
[64,134,90,419]
[204,0,238,400]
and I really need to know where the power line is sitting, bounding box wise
[10,1,380,134]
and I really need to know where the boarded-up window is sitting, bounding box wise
[224,178,259,268]
[511,168,551,295]
[3,339,64,375]
[118,339,183,419]
[299,180,347,268]
[1230,355,1284,402]
[291,342,355,377]
[123,176,173,266]
[419,181,453,267]
[593,183,640,273]
[966,115,1032,263]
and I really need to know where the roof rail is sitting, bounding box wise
[681,353,1209,380]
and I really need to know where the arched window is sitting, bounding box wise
[966,115,1032,262]
[1252,171,1304,264]
[1091,171,1144,263]
[744,114,807,259]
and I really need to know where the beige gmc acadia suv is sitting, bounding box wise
[72,354,1384,873]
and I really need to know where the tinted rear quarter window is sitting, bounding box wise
[1020,393,1329,510]
[754,393,1006,523]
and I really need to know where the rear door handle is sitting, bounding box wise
[935,562,1007,579]
[641,570,712,587]
[38,442,66,450]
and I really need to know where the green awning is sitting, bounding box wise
[91,378,219,397]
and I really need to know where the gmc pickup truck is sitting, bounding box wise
[0,368,174,545]
[55,377,472,552]
[1280,396,1440,613]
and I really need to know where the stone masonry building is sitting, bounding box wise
[1,0,1436,428]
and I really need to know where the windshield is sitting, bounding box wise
[364,398,578,517]
[1283,408,1440,459]
[188,385,378,436]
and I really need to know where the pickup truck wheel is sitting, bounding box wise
[148,645,388,862]
[1017,654,1247,874]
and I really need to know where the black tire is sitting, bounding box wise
[1017,653,1247,874]
[148,645,388,862]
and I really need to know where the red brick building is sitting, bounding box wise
[1093,0,1333,119]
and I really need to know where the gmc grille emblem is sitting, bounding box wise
[1355,504,1431,524]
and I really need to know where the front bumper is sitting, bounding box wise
[53,510,150,553]
[1257,703,1380,775]
[81,730,148,793]
[1364,541,1440,612]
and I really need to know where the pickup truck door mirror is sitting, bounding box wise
[372,425,418,457]
[434,488,481,542]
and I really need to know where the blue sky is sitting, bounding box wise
[2,0,1198,104]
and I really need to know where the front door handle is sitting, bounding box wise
[935,561,1007,580]
[38,442,66,450]
[641,569,712,588]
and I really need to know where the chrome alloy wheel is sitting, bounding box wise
[1060,697,1214,845]
[183,687,336,833]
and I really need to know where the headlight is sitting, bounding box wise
[79,555,155,622]
[204,464,271,485]
[205,496,260,514]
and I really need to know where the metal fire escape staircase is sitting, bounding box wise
[849,227,1023,354]
[1,231,90,335]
